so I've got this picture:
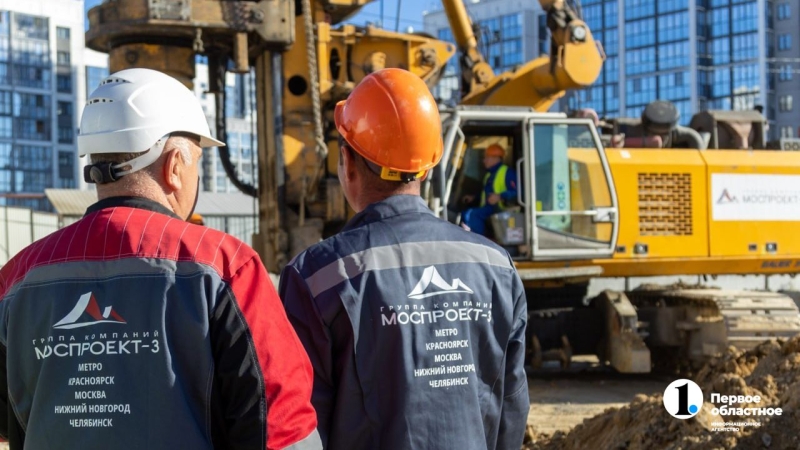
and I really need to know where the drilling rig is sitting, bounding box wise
[86,0,800,374]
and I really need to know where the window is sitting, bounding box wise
[659,41,690,70]
[626,76,657,107]
[780,95,793,112]
[626,47,656,75]
[625,0,655,20]
[604,1,618,27]
[781,126,794,138]
[58,151,75,188]
[14,14,48,40]
[603,29,619,56]
[779,34,792,50]
[658,12,689,43]
[659,0,688,13]
[57,51,70,66]
[731,3,758,33]
[624,18,655,49]
[713,68,731,97]
[58,101,74,144]
[85,66,109,96]
[604,56,619,82]
[659,71,691,100]
[56,26,70,40]
[13,65,50,89]
[732,33,758,61]
[710,8,730,37]
[585,4,603,30]
[779,64,793,81]
[501,14,522,39]
[778,3,791,19]
[57,74,72,93]
[10,145,52,194]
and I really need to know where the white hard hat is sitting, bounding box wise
[78,68,224,178]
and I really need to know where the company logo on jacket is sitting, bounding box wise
[408,266,474,299]
[53,292,127,330]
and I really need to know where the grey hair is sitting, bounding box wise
[167,135,194,166]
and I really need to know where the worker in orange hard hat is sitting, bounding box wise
[461,142,518,235]
[278,68,528,450]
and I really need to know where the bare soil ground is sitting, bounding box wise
[525,336,800,450]
[526,357,668,435]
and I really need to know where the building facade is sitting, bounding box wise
[0,0,87,210]
[422,0,545,108]
[570,0,800,138]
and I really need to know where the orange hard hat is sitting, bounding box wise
[334,68,443,179]
[485,144,505,158]
[188,213,204,225]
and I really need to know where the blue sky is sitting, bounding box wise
[85,0,434,33]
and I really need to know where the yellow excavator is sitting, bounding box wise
[86,0,800,373]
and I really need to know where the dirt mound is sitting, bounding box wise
[523,335,800,450]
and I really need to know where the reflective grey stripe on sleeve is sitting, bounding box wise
[284,428,323,450]
[304,241,511,297]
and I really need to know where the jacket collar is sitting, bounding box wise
[341,194,433,231]
[85,196,183,220]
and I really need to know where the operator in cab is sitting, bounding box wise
[279,68,529,450]
[461,143,518,236]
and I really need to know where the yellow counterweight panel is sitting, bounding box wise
[604,149,709,259]
[702,150,800,257]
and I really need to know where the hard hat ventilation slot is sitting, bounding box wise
[88,98,114,104]
[100,78,129,86]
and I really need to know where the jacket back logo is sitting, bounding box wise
[53,292,127,330]
[408,266,474,299]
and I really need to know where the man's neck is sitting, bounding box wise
[96,181,176,216]
[354,189,419,212]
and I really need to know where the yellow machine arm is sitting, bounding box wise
[442,0,605,111]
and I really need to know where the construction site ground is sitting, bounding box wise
[526,357,670,435]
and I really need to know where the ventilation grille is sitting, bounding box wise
[638,172,693,236]
[101,77,128,85]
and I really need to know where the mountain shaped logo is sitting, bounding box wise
[53,292,127,330]
[408,266,474,300]
[717,189,738,204]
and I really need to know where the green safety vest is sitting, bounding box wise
[480,164,509,209]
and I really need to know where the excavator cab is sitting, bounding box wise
[428,106,620,261]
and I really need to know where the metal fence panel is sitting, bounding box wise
[0,206,58,267]
[32,211,59,241]
[1,209,254,268]
[203,216,256,247]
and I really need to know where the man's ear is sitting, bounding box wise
[341,146,359,182]
[162,148,183,191]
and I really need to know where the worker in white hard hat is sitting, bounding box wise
[0,68,321,450]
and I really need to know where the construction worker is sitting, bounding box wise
[0,69,320,450]
[461,143,518,236]
[279,68,528,450]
